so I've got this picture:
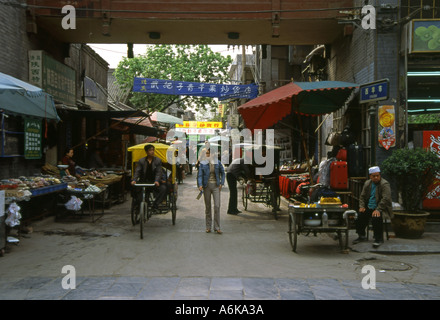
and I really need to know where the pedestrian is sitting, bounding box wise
[197,148,225,234]
[353,166,393,248]
[226,157,252,215]
[131,144,167,212]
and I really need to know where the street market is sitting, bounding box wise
[1,0,440,304]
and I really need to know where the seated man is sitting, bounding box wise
[353,166,392,248]
[131,144,167,211]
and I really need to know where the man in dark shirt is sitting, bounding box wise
[131,144,167,211]
[226,157,252,214]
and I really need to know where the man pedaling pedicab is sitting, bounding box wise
[131,144,168,213]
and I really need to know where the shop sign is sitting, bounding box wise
[378,105,396,150]
[411,19,440,53]
[175,128,216,135]
[422,131,440,209]
[218,104,226,118]
[24,118,42,159]
[359,79,389,104]
[28,50,76,106]
[133,77,258,101]
[176,121,223,129]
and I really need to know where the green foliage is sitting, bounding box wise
[381,148,440,211]
[113,45,233,112]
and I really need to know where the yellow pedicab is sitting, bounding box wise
[127,143,178,239]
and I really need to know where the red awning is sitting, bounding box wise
[238,81,358,131]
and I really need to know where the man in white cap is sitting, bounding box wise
[353,166,393,248]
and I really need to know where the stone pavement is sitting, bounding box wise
[1,173,440,303]
[0,275,439,300]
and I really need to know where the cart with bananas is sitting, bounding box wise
[288,196,357,252]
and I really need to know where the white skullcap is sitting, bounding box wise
[369,166,380,174]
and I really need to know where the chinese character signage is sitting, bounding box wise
[24,118,42,159]
[378,105,396,150]
[218,104,225,118]
[422,131,440,209]
[412,19,440,53]
[175,128,216,135]
[28,50,76,106]
[359,79,389,103]
[176,121,223,129]
[133,78,258,101]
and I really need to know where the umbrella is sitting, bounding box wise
[238,81,358,131]
[198,142,220,147]
[208,136,230,143]
[238,81,358,183]
[0,72,59,121]
[150,111,183,125]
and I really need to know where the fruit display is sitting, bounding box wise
[319,197,342,204]
[1,176,63,190]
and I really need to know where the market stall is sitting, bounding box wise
[42,163,129,207]
[1,175,68,248]
[238,81,359,201]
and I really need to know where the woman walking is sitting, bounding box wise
[197,148,225,234]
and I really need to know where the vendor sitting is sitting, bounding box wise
[62,148,81,179]
[131,144,167,212]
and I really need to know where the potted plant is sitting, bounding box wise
[381,147,440,238]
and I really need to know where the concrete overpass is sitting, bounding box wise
[26,0,356,45]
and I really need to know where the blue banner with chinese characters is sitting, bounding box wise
[133,78,258,101]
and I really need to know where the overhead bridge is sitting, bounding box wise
[25,0,355,45]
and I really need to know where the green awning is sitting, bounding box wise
[0,72,60,121]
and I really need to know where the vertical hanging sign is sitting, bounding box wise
[378,105,396,150]
[24,118,42,159]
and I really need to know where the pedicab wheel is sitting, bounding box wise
[131,198,139,226]
[288,212,298,252]
[139,201,147,239]
[170,193,177,225]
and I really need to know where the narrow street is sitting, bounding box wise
[0,172,439,300]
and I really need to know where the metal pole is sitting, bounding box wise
[404,41,409,147]
[369,104,377,166]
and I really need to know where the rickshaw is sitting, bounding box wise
[234,143,282,219]
[127,143,178,239]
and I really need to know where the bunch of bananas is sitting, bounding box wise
[319,197,341,204]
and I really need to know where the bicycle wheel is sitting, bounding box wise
[288,212,298,252]
[131,198,139,226]
[170,193,177,225]
[139,201,147,239]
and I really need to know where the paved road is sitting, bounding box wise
[1,172,439,302]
